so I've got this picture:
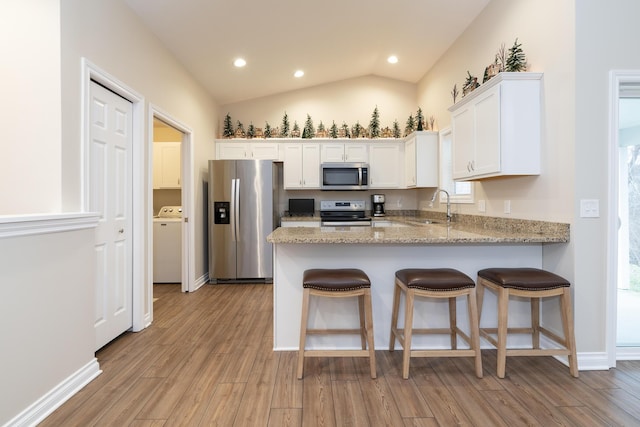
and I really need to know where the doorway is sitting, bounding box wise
[616,83,640,357]
[149,106,194,301]
[608,71,640,364]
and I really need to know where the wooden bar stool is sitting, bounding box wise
[297,268,376,379]
[477,268,579,378]
[389,268,483,379]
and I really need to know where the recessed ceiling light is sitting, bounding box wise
[233,58,247,68]
[387,55,398,64]
[294,70,304,78]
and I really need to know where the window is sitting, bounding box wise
[439,127,474,203]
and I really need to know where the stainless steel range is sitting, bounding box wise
[320,200,372,226]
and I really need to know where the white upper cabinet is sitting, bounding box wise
[320,142,368,163]
[153,142,181,189]
[368,142,404,189]
[282,143,320,189]
[449,72,542,181]
[404,131,438,188]
[216,141,279,160]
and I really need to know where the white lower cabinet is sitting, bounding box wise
[368,142,404,189]
[282,143,320,189]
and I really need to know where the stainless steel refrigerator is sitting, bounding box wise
[208,160,278,283]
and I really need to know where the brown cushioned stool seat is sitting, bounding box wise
[389,268,482,379]
[477,268,578,378]
[297,268,376,379]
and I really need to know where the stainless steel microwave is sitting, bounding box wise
[321,162,369,190]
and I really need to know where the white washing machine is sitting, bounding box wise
[153,206,182,283]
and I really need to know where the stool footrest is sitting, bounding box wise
[304,349,371,358]
[506,348,571,357]
[307,328,366,335]
[412,349,477,358]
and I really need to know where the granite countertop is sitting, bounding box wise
[269,214,569,244]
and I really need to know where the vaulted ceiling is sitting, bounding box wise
[124,0,490,105]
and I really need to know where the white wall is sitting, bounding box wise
[0,226,96,425]
[574,0,640,354]
[0,0,61,214]
[221,75,417,138]
[418,0,576,223]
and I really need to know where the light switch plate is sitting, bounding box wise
[580,199,600,218]
[478,199,486,212]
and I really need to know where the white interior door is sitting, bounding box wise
[90,81,133,350]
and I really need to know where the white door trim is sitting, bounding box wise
[607,70,640,366]
[81,58,148,331]
[149,105,195,295]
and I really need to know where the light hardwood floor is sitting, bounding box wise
[41,284,640,426]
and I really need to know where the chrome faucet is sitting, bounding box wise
[431,189,452,223]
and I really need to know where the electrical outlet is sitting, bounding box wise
[504,200,511,214]
[478,199,486,212]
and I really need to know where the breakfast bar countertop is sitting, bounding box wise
[269,215,570,244]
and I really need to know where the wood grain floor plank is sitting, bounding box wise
[267,408,302,427]
[332,380,370,426]
[137,344,212,420]
[94,377,163,426]
[129,420,167,427]
[481,390,542,426]
[199,382,245,427]
[413,368,474,426]
[358,377,404,427]
[162,353,230,427]
[428,358,507,426]
[402,418,440,427]
[271,351,303,409]
[302,358,337,427]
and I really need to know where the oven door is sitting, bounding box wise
[321,163,368,190]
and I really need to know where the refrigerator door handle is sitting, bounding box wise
[234,178,240,241]
[231,178,237,241]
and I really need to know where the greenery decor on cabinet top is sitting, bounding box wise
[220,107,436,140]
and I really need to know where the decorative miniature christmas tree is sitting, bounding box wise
[292,121,301,138]
[392,120,401,138]
[302,114,315,139]
[369,106,381,138]
[416,107,424,131]
[463,71,480,96]
[405,114,415,136]
[236,120,245,138]
[247,122,255,139]
[352,121,363,138]
[264,122,272,138]
[505,38,527,72]
[330,121,339,138]
[281,111,290,137]
[317,121,325,134]
[341,122,351,138]
[223,113,234,138]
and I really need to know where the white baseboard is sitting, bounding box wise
[3,359,101,427]
[617,346,640,360]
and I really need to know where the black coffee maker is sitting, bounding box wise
[372,194,385,217]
